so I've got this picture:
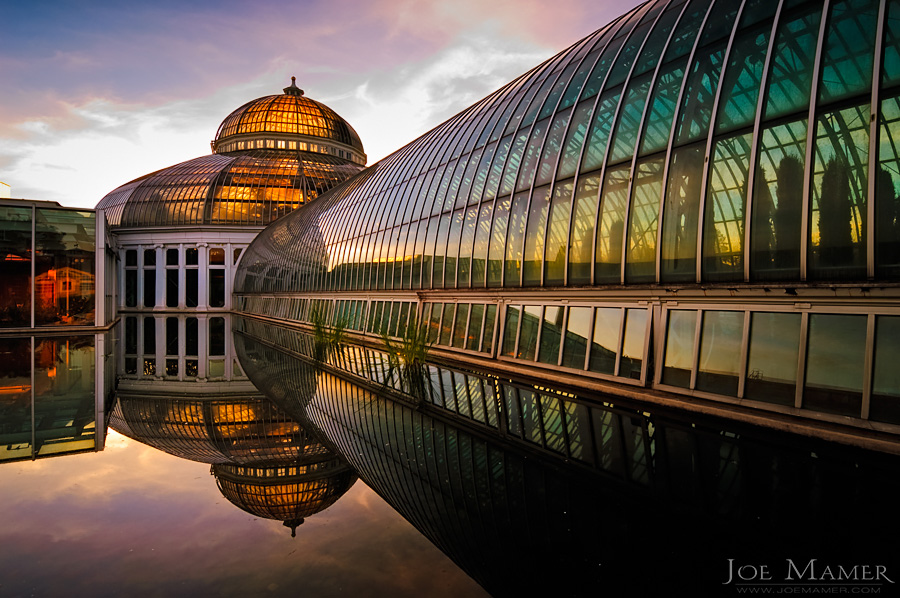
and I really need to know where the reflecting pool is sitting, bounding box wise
[2,319,900,596]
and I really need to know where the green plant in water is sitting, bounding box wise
[381,316,432,402]
[310,308,347,365]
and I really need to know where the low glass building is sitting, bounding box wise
[235,0,900,440]
[97,79,366,314]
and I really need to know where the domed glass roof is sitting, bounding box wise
[96,79,366,229]
[213,77,365,162]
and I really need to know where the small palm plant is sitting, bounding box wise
[381,315,432,402]
[310,308,347,366]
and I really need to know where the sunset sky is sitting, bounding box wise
[0,0,644,209]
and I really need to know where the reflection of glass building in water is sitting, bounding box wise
[235,0,900,445]
[233,320,900,595]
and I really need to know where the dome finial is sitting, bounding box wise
[283,77,304,97]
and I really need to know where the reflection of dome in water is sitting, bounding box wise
[108,394,330,465]
[213,456,357,537]
[95,78,365,229]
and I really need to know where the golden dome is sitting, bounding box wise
[212,77,366,164]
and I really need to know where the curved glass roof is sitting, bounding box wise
[236,0,900,293]
[97,150,363,228]
[108,394,331,464]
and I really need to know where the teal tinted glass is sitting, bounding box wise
[675,42,726,145]
[581,91,621,171]
[626,157,665,282]
[639,58,688,155]
[632,4,683,76]
[877,95,900,276]
[662,0,713,63]
[557,101,593,179]
[609,75,653,163]
[763,6,822,120]
[883,0,900,87]
[818,0,878,105]
[871,315,900,424]
[715,27,771,134]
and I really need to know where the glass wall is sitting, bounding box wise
[236,0,900,294]
[0,203,96,328]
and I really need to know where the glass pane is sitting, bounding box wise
[626,157,664,282]
[557,102,592,179]
[715,28,771,133]
[609,76,652,163]
[883,0,900,87]
[662,309,697,388]
[143,270,156,308]
[696,311,744,396]
[805,314,866,416]
[466,304,484,351]
[871,315,900,423]
[639,58,688,155]
[143,316,155,355]
[750,119,807,280]
[568,173,600,285]
[488,197,509,286]
[620,308,648,380]
[537,306,563,365]
[186,317,198,355]
[482,304,497,354]
[166,248,178,266]
[663,0,712,63]
[185,269,198,307]
[209,247,225,265]
[703,134,752,281]
[661,143,705,282]
[534,109,570,186]
[763,6,822,120]
[877,95,900,276]
[581,92,620,172]
[504,193,528,286]
[522,186,550,286]
[517,305,541,361]
[440,303,454,346]
[209,270,225,308]
[563,306,591,369]
[125,270,137,308]
[471,202,492,287]
[35,209,96,326]
[452,303,468,349]
[675,43,726,145]
[808,104,869,279]
[0,337,32,458]
[589,307,621,375]
[595,165,629,283]
[0,207,31,327]
[186,248,198,265]
[165,316,178,356]
[817,0,878,105]
[166,269,178,308]
[745,312,801,406]
[545,180,573,285]
[632,3,682,76]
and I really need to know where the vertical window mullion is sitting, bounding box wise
[737,309,751,398]
[801,0,834,281]
[795,311,810,408]
[868,0,889,278]
[862,312,876,419]
[690,309,703,390]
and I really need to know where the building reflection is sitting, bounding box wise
[0,333,113,462]
[109,314,357,535]
[234,316,900,595]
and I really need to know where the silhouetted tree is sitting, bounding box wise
[774,155,803,269]
[818,158,853,266]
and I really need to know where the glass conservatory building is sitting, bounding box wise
[235,0,900,441]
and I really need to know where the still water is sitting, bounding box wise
[2,319,899,597]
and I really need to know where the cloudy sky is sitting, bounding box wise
[1,0,644,209]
